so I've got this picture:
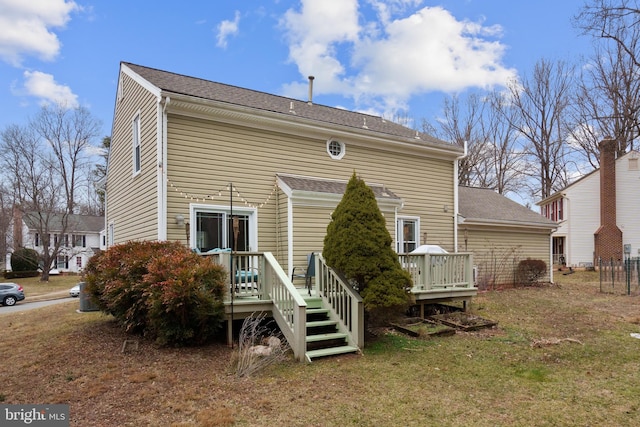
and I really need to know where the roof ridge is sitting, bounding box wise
[123,62,388,121]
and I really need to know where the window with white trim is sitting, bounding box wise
[397,217,419,253]
[326,139,345,160]
[193,206,256,252]
[72,234,86,247]
[132,113,141,173]
[56,255,69,269]
[108,223,114,247]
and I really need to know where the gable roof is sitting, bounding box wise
[538,150,640,205]
[458,187,556,229]
[277,174,401,200]
[123,62,456,149]
[23,213,104,233]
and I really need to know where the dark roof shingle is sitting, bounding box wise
[277,174,401,200]
[124,62,455,147]
[458,187,556,228]
[23,213,104,233]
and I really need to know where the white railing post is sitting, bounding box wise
[465,253,474,288]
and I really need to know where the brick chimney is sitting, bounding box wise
[594,139,623,262]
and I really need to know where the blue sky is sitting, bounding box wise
[0,0,593,141]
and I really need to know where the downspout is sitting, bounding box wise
[158,96,170,240]
[453,141,468,252]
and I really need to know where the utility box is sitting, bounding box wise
[79,282,99,312]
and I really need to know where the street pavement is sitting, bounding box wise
[0,290,78,315]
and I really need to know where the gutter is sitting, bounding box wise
[453,141,468,252]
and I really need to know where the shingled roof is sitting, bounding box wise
[277,174,401,201]
[458,187,556,229]
[23,213,104,233]
[124,62,454,147]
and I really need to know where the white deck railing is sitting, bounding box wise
[398,252,475,291]
[263,252,307,361]
[314,254,364,349]
[203,251,307,361]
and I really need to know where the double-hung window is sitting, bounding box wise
[56,255,68,269]
[132,113,141,174]
[72,234,86,247]
[397,217,419,253]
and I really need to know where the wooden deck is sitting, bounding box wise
[204,250,476,361]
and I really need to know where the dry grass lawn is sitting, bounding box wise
[2,270,640,426]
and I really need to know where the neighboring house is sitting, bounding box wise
[8,211,105,274]
[457,187,558,287]
[538,141,640,268]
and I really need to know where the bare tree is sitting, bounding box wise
[481,90,526,197]
[508,58,576,200]
[422,93,487,186]
[575,0,640,67]
[570,41,640,168]
[573,1,640,164]
[0,105,101,281]
[422,91,525,198]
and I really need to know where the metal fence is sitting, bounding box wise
[598,257,640,295]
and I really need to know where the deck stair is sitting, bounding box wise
[303,294,359,362]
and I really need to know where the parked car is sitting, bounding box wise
[69,283,81,298]
[0,283,25,306]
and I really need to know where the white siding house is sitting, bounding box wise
[7,212,105,274]
[539,150,640,267]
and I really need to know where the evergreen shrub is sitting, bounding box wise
[10,247,39,272]
[323,172,413,323]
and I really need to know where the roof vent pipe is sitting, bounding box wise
[307,76,315,105]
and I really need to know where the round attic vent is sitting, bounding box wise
[327,139,345,160]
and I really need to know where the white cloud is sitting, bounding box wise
[280,2,517,116]
[216,11,241,49]
[0,0,79,66]
[281,0,359,92]
[22,70,79,108]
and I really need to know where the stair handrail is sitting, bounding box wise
[314,254,364,349]
[263,252,307,361]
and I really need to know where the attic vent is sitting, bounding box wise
[327,139,345,160]
[629,157,638,171]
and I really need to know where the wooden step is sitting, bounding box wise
[306,332,347,343]
[306,308,329,316]
[307,320,337,328]
[303,297,323,309]
[306,345,359,361]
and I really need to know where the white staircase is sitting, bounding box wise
[303,295,359,362]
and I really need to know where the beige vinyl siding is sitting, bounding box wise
[107,72,159,243]
[290,205,332,272]
[164,113,455,264]
[462,227,552,287]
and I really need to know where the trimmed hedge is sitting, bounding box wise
[11,247,39,272]
[84,241,227,346]
[4,270,40,279]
